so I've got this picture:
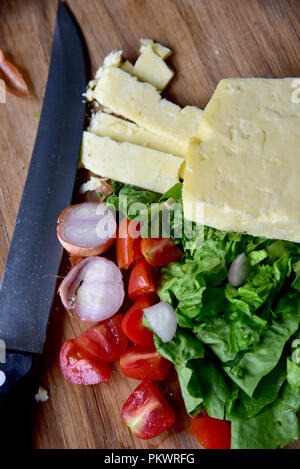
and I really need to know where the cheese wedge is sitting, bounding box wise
[183,79,300,242]
[90,66,202,146]
[81,131,184,194]
[133,44,174,91]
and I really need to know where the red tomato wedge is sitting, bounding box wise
[120,345,172,381]
[60,340,110,385]
[74,314,128,363]
[189,416,231,449]
[121,296,156,346]
[140,238,183,267]
[122,381,175,439]
[128,259,157,301]
[116,217,142,270]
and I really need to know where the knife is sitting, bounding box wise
[0,1,87,447]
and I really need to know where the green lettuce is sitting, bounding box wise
[231,383,300,449]
[109,181,300,448]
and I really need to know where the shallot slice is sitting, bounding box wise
[228,253,250,287]
[0,49,30,97]
[57,202,116,257]
[59,257,125,322]
[143,301,177,343]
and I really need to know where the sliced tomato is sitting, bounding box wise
[116,217,142,270]
[140,238,183,267]
[128,259,157,301]
[121,381,175,439]
[122,296,156,346]
[60,340,110,385]
[74,314,128,363]
[120,345,172,380]
[189,416,231,449]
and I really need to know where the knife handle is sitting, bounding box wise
[0,352,38,448]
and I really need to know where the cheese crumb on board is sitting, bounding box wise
[183,78,300,242]
[140,39,173,59]
[133,43,174,91]
[120,60,134,74]
[81,131,184,194]
[79,176,103,194]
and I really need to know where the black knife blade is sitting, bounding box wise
[0,1,87,447]
[0,1,86,354]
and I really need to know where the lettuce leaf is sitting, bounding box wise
[224,293,300,397]
[226,359,286,421]
[231,383,300,449]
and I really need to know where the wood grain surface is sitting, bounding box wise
[1,0,300,449]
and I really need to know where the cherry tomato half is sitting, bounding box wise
[121,296,156,346]
[128,259,157,301]
[120,345,172,380]
[116,217,142,270]
[140,237,183,267]
[189,416,231,449]
[122,381,175,439]
[74,314,128,363]
[60,340,110,385]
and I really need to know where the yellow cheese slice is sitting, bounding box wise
[81,131,184,194]
[183,79,300,242]
[89,112,186,179]
[133,45,174,91]
[89,112,187,158]
[90,66,202,145]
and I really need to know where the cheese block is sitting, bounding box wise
[89,112,187,159]
[133,44,174,91]
[140,39,173,59]
[183,79,300,242]
[81,131,184,194]
[90,66,203,145]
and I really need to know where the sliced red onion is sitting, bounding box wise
[59,257,124,322]
[143,301,177,343]
[57,202,116,257]
[228,253,250,287]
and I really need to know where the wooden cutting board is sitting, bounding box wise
[1,0,300,449]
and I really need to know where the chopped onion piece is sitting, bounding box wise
[228,253,250,287]
[35,386,49,403]
[59,257,124,322]
[57,202,116,257]
[143,301,177,343]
